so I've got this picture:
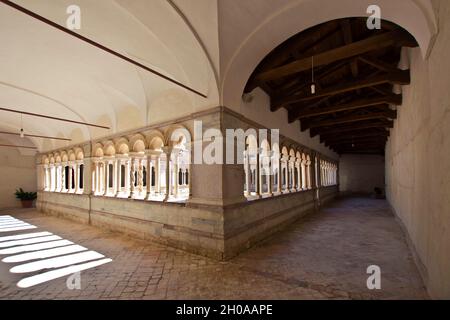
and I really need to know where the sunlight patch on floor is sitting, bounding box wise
[0,215,112,288]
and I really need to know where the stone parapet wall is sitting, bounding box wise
[223,190,317,259]
[37,186,338,260]
[36,106,339,260]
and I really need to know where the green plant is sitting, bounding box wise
[14,188,37,201]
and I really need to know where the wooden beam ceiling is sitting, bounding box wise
[244,17,417,155]
[255,29,416,83]
[310,120,394,137]
[289,94,402,122]
[272,71,409,110]
[302,109,397,131]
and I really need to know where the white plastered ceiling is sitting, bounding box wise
[0,0,219,152]
[0,0,438,155]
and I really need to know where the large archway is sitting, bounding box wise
[241,17,416,155]
[220,0,437,108]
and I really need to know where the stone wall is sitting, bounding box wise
[385,0,450,299]
[37,107,339,260]
[339,155,385,195]
[0,142,36,209]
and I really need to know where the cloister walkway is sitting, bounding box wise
[0,197,427,299]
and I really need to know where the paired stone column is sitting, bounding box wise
[289,154,296,192]
[82,159,93,195]
[162,146,172,202]
[295,158,302,191]
[43,165,49,191]
[68,162,75,193]
[58,164,64,192]
[306,157,312,190]
[281,154,290,194]
[301,157,307,190]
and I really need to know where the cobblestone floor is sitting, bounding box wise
[0,197,427,299]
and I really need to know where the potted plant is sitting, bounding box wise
[14,188,37,208]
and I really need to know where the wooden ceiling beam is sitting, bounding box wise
[245,22,341,93]
[278,60,349,99]
[272,70,409,109]
[310,120,394,137]
[302,110,397,131]
[257,29,416,82]
[340,19,359,78]
[327,137,388,147]
[322,131,389,143]
[288,94,402,122]
[358,56,400,73]
[338,149,385,155]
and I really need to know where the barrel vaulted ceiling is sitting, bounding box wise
[0,0,438,155]
[0,0,219,153]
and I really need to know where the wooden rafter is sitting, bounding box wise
[273,71,409,110]
[288,94,402,122]
[256,29,416,82]
[310,120,394,137]
[302,110,397,131]
[244,18,416,154]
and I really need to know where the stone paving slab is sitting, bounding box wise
[0,197,428,300]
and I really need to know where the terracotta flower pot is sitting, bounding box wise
[21,200,34,208]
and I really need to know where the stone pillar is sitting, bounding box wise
[155,155,161,194]
[94,160,99,195]
[301,159,307,190]
[282,155,289,194]
[113,159,118,196]
[173,149,180,199]
[243,151,250,197]
[36,161,44,192]
[43,165,48,191]
[258,151,263,196]
[162,147,172,202]
[137,157,145,198]
[316,156,321,189]
[307,158,312,190]
[289,155,296,192]
[130,158,136,197]
[100,161,106,196]
[188,115,246,207]
[276,155,281,195]
[81,159,92,195]
[146,156,152,198]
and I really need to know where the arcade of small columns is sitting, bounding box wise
[243,136,338,199]
[40,129,338,203]
[320,160,338,187]
[41,148,85,195]
[91,149,189,201]
[40,131,191,202]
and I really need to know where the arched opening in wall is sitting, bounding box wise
[281,147,289,194]
[271,143,281,195]
[243,18,418,157]
[108,163,114,189]
[120,164,126,188]
[260,140,271,197]
[147,133,166,201]
[295,151,302,191]
[288,149,296,192]
[79,164,84,190]
[168,128,191,202]
[64,166,69,191]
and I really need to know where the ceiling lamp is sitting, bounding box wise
[311,56,316,95]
